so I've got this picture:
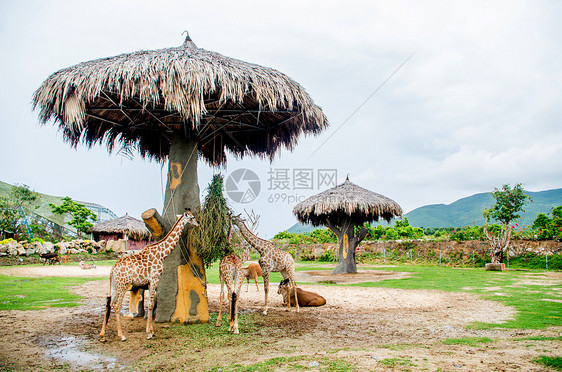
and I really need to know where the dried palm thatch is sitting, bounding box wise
[32,34,328,166]
[293,178,403,227]
[91,214,152,241]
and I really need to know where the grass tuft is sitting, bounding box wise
[533,356,562,370]
[442,337,494,346]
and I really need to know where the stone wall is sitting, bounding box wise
[276,239,562,262]
[0,239,107,257]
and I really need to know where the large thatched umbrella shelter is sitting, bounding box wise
[92,214,154,251]
[293,178,402,274]
[33,33,328,324]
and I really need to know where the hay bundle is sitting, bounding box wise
[191,175,231,266]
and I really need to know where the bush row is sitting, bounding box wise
[274,208,562,245]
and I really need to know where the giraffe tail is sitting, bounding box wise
[230,292,237,322]
[104,295,111,324]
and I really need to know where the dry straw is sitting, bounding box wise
[91,214,152,241]
[32,35,328,165]
[293,178,403,227]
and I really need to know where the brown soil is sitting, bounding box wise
[0,265,560,371]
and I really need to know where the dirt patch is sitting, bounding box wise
[0,265,559,371]
[295,269,411,284]
[0,264,111,278]
[518,271,562,286]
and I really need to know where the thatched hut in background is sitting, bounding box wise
[92,214,154,252]
[293,177,402,274]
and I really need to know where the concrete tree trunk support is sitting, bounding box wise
[143,136,208,324]
[327,219,368,274]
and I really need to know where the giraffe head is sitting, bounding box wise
[179,209,199,228]
[230,213,244,226]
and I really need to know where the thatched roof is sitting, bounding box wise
[32,34,328,166]
[292,178,403,226]
[91,214,152,240]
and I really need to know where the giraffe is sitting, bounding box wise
[99,210,198,342]
[230,214,299,315]
[215,253,244,334]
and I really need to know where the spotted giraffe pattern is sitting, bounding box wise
[215,253,244,334]
[100,210,198,342]
[231,214,299,315]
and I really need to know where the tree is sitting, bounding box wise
[533,206,562,240]
[49,197,97,237]
[482,183,532,263]
[0,184,39,239]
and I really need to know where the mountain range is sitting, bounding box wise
[287,188,562,233]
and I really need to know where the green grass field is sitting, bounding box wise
[0,275,103,310]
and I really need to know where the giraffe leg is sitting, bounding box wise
[262,272,270,315]
[113,291,127,341]
[291,277,299,313]
[100,277,116,342]
[146,283,157,339]
[99,295,111,342]
[254,277,259,292]
[246,278,249,292]
[228,292,233,332]
[233,271,243,334]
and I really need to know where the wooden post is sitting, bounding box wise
[142,208,169,240]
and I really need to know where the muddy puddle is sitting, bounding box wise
[43,335,124,371]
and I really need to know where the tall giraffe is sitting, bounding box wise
[215,253,244,334]
[100,210,198,342]
[231,214,298,315]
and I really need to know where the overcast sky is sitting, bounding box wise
[1,1,561,237]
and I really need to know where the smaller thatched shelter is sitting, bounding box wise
[293,178,402,274]
[92,214,154,251]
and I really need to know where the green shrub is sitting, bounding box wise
[508,252,562,270]
[0,238,16,245]
[318,250,336,262]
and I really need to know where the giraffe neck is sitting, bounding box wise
[227,218,233,244]
[153,215,189,260]
[234,220,269,256]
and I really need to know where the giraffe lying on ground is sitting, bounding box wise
[99,210,198,342]
[230,213,299,315]
[216,253,244,334]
